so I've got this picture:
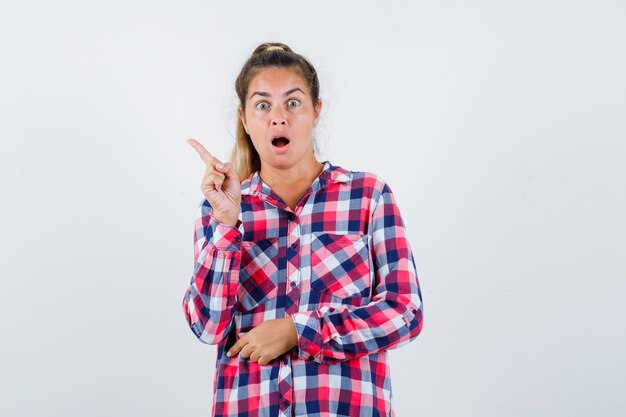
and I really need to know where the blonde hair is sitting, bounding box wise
[229,42,321,181]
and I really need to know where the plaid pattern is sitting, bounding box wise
[183,161,423,417]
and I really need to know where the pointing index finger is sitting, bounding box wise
[187,138,219,166]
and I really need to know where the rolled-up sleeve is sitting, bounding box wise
[182,199,243,345]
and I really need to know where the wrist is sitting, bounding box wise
[285,317,298,349]
[213,214,239,227]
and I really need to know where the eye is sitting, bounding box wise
[287,99,300,108]
[256,102,270,110]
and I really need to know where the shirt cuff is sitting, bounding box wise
[292,311,324,363]
[208,218,243,251]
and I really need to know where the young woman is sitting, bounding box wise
[182,42,424,417]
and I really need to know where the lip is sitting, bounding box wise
[271,141,290,154]
[271,134,290,154]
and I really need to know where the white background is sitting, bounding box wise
[1,1,625,416]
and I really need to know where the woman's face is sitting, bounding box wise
[239,67,322,172]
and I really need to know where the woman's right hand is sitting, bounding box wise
[187,138,241,227]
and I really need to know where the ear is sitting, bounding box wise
[313,99,322,127]
[238,106,249,134]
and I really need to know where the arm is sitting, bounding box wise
[291,180,424,364]
[182,199,243,345]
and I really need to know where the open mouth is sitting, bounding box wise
[271,136,290,148]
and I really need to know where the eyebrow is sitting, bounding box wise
[249,88,306,101]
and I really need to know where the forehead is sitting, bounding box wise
[247,67,308,96]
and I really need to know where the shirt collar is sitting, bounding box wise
[240,160,352,198]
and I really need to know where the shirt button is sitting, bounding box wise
[290,281,297,288]
[287,213,295,221]
[235,236,241,242]
[290,241,298,250]
[280,399,290,408]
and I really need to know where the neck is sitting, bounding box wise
[259,157,325,189]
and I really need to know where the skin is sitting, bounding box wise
[187,66,323,365]
[239,66,324,202]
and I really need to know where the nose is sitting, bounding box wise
[271,107,286,125]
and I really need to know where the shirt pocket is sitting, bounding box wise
[310,232,371,299]
[237,236,280,311]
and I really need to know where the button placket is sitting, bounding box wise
[285,215,301,314]
[277,352,293,417]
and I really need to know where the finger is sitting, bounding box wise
[250,351,262,363]
[187,138,220,166]
[227,336,247,357]
[204,171,226,192]
[205,170,225,183]
[257,355,269,366]
[239,344,254,359]
[218,162,240,182]
[202,167,226,185]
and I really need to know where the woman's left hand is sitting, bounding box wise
[227,318,298,365]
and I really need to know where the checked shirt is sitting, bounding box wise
[182,161,424,417]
